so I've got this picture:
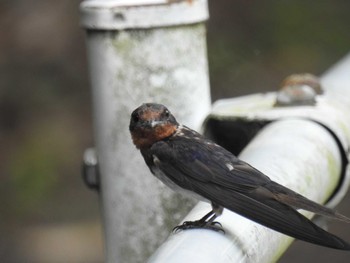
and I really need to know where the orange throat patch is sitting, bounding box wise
[132,123,177,149]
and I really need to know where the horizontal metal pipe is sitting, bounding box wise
[148,118,342,263]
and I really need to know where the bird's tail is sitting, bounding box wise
[270,182,350,223]
[226,190,350,250]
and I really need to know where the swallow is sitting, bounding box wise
[129,103,350,250]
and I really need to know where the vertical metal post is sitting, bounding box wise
[80,1,210,262]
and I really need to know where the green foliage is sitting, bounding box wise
[10,133,58,215]
[7,117,79,218]
[208,1,350,100]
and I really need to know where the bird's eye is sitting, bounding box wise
[164,110,170,118]
[132,113,139,122]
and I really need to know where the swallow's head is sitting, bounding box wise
[129,103,178,149]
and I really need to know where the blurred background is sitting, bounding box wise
[1,1,350,262]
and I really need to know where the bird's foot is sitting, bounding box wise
[173,220,225,233]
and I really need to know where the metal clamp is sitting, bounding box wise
[82,148,100,191]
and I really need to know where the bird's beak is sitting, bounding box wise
[150,120,163,128]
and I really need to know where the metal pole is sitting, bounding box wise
[80,1,211,262]
[148,54,350,262]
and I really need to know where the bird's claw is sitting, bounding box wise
[173,220,225,233]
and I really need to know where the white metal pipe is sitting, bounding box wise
[319,52,350,209]
[148,54,350,262]
[321,53,350,94]
[148,118,342,262]
[80,1,211,262]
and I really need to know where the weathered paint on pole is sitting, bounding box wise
[80,1,211,262]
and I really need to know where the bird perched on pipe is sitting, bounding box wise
[129,102,350,250]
